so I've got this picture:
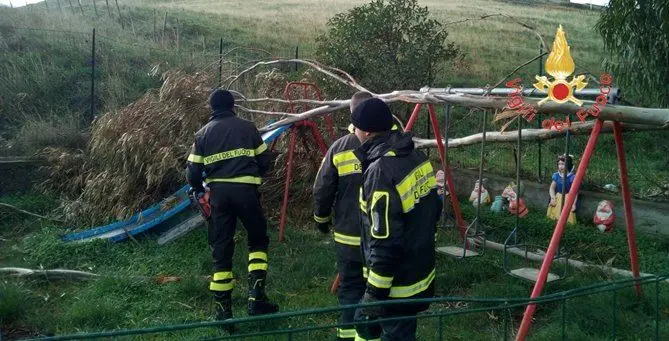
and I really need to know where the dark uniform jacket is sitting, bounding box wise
[354,131,439,312]
[186,110,270,189]
[313,133,363,261]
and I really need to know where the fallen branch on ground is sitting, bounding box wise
[0,267,212,284]
[0,203,64,223]
[0,267,99,281]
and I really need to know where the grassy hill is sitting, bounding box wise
[119,0,607,87]
[0,0,605,147]
[2,1,666,198]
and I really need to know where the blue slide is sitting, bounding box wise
[62,123,292,243]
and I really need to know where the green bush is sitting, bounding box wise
[316,0,460,94]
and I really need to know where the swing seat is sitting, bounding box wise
[509,267,560,282]
[436,246,480,258]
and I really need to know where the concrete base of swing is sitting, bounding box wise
[510,267,560,282]
[436,246,480,258]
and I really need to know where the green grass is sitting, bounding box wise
[2,193,668,340]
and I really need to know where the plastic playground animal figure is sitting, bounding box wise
[593,200,615,232]
[469,179,490,207]
[490,195,504,213]
[435,170,449,198]
[502,182,528,217]
[547,154,577,225]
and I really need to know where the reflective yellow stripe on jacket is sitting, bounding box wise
[361,267,435,298]
[314,214,331,223]
[332,150,361,176]
[388,269,436,298]
[359,188,367,214]
[204,148,254,165]
[188,154,204,163]
[205,176,261,185]
[395,161,436,213]
[334,232,360,246]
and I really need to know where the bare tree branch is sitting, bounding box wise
[485,52,549,96]
[235,105,300,117]
[0,203,64,223]
[441,13,549,52]
[225,59,371,93]
[413,121,668,149]
[0,267,99,281]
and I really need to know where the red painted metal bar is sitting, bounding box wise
[612,121,643,297]
[299,120,328,156]
[278,127,298,242]
[427,104,466,237]
[404,103,423,132]
[325,115,336,142]
[516,119,604,341]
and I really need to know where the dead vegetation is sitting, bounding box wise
[41,66,328,227]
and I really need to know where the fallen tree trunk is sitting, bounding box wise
[0,267,99,281]
[414,120,668,149]
[254,91,669,133]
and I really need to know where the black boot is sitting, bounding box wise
[247,271,279,315]
[214,291,235,333]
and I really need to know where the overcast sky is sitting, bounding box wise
[2,0,610,7]
[1,0,44,7]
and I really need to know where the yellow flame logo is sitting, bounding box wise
[534,25,587,106]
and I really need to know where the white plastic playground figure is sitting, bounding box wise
[469,179,490,207]
[502,182,528,217]
[436,170,448,197]
[593,200,615,232]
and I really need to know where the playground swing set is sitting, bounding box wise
[400,82,642,341]
[60,25,647,340]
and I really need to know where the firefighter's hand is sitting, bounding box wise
[314,221,331,234]
[356,291,385,319]
[354,292,383,339]
[188,187,205,199]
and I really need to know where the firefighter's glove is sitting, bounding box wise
[188,187,205,199]
[314,221,331,234]
[354,292,384,339]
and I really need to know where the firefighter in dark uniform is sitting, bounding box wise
[351,98,440,341]
[186,89,279,328]
[313,90,374,340]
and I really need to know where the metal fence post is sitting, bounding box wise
[537,43,543,182]
[438,315,444,340]
[90,28,96,122]
[656,279,660,340]
[611,289,617,339]
[295,45,298,71]
[218,38,223,88]
[561,296,567,340]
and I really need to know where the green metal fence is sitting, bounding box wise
[26,274,667,341]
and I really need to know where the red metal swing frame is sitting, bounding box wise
[274,82,334,242]
[515,119,642,340]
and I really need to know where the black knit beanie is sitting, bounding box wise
[350,98,393,133]
[209,89,235,110]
